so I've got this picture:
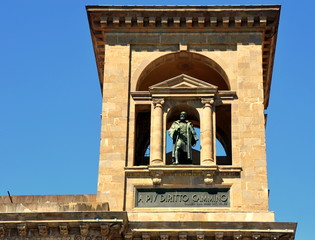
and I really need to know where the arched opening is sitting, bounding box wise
[136,52,230,91]
[216,104,232,165]
[134,105,151,166]
[133,52,233,166]
[216,139,226,156]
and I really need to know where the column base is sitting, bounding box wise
[201,158,215,166]
[150,159,164,165]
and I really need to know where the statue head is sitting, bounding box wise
[180,111,187,121]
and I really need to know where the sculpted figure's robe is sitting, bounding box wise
[168,120,199,162]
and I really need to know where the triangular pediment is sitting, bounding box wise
[149,74,218,95]
[150,74,218,90]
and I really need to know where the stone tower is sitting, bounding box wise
[0,5,296,240]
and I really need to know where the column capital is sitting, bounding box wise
[201,97,215,107]
[152,98,164,108]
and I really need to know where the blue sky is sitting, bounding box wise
[0,0,314,240]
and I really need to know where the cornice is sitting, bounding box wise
[127,221,296,240]
[0,211,127,239]
[86,5,281,11]
[87,5,280,108]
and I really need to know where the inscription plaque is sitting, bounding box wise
[136,188,230,207]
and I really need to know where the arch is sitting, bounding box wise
[136,51,230,91]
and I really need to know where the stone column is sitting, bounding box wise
[150,98,164,165]
[201,98,215,165]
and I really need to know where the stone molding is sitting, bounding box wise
[149,74,218,95]
[125,165,241,179]
[148,74,237,99]
[131,91,236,103]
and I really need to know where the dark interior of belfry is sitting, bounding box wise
[134,52,232,166]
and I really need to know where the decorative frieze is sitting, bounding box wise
[247,16,255,27]
[160,234,169,240]
[59,224,69,235]
[100,224,110,236]
[197,232,205,240]
[252,234,260,240]
[215,232,223,240]
[125,232,133,240]
[0,212,127,239]
[234,233,242,240]
[235,16,242,27]
[38,224,48,236]
[178,232,187,240]
[17,223,27,237]
[98,15,273,29]
[0,225,4,237]
[142,233,151,240]
[80,223,89,236]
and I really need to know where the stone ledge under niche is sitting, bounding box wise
[125,165,242,185]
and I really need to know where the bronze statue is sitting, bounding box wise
[168,111,199,164]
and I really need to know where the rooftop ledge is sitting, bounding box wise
[86,5,281,10]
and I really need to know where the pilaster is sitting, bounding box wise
[97,44,131,210]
